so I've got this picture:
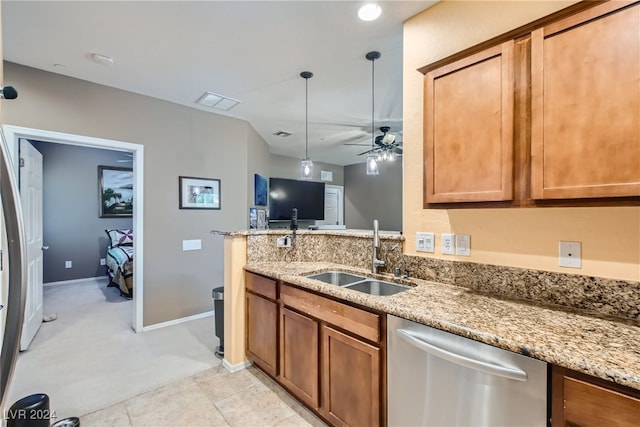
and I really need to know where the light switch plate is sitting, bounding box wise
[182,239,202,251]
[441,234,455,255]
[455,234,471,256]
[416,232,435,253]
[65,261,72,269]
[559,241,581,268]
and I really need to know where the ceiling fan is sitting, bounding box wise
[345,126,403,157]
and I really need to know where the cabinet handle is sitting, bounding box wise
[396,329,528,382]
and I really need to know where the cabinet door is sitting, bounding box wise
[531,2,640,199]
[321,325,381,427]
[552,366,640,427]
[246,291,278,377]
[424,41,515,203]
[279,307,320,409]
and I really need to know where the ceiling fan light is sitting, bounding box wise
[300,158,313,180]
[366,153,379,175]
[358,4,382,21]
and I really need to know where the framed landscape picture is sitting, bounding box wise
[99,166,133,218]
[254,173,268,206]
[179,176,221,209]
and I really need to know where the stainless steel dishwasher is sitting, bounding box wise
[388,315,548,427]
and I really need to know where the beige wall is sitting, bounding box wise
[403,1,640,281]
[3,62,271,325]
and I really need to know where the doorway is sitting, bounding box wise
[2,125,144,333]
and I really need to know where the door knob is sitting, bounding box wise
[41,246,49,251]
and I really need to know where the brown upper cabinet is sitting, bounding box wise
[424,41,515,203]
[531,1,640,199]
[422,0,640,206]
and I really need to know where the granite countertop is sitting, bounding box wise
[212,229,404,239]
[244,261,640,391]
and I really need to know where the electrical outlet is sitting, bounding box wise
[276,236,291,248]
[65,260,72,269]
[416,232,435,253]
[100,258,106,266]
[441,234,455,255]
[559,241,581,268]
[455,234,471,256]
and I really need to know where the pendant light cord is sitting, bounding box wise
[305,76,309,159]
[371,56,375,150]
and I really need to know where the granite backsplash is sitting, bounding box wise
[245,232,639,321]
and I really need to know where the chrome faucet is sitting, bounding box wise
[372,219,385,274]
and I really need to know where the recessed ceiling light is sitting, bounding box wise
[358,3,382,21]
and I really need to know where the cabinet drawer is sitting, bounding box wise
[281,283,381,343]
[246,272,277,300]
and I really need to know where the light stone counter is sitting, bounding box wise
[244,261,640,391]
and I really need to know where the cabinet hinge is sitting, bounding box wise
[19,157,24,167]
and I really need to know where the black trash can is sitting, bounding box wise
[212,286,224,358]
[51,417,80,427]
[7,393,50,427]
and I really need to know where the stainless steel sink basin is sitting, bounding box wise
[343,279,410,296]
[306,271,367,286]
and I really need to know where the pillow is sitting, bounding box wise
[106,229,133,247]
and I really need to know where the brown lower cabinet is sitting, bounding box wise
[245,273,278,377]
[321,325,380,427]
[245,272,385,427]
[552,365,640,427]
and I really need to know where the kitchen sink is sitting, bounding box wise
[306,271,367,286]
[343,279,410,296]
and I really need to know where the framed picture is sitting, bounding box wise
[99,166,133,218]
[179,176,221,210]
[254,173,268,206]
[249,207,258,229]
[257,208,267,230]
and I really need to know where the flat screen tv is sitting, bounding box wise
[269,178,325,220]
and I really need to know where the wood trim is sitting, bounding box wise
[281,283,381,343]
[530,27,545,200]
[418,0,610,75]
[551,365,566,427]
[542,0,638,36]
[513,36,532,202]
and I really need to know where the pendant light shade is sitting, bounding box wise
[366,51,380,176]
[300,71,313,180]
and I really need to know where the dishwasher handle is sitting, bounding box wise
[396,329,528,382]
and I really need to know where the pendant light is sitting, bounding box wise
[300,71,313,180]
[365,51,381,175]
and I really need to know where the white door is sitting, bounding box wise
[322,185,344,225]
[19,139,44,350]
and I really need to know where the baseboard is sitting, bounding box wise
[141,310,214,332]
[223,359,252,373]
[44,276,108,287]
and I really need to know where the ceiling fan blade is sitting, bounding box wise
[392,147,403,154]
[357,148,375,156]
[344,143,373,147]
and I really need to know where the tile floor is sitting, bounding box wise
[79,365,328,427]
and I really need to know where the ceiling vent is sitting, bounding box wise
[274,130,293,137]
[195,91,241,111]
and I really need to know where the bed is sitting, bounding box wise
[105,229,134,298]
